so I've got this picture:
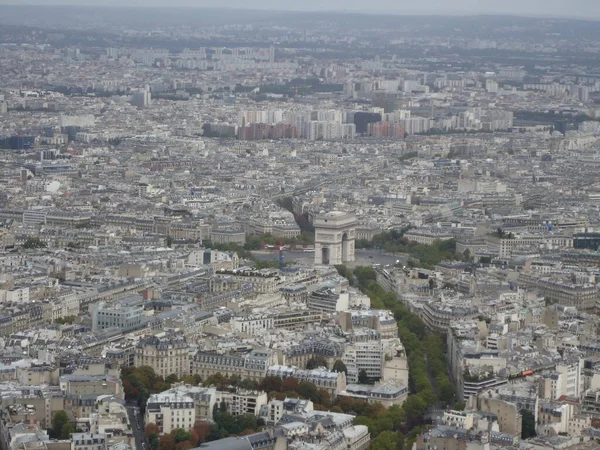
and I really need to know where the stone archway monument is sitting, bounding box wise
[313,211,357,265]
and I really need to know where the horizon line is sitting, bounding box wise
[0,3,599,22]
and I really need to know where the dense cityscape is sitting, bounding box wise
[1,5,600,450]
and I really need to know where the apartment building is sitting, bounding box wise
[72,433,107,450]
[283,341,343,370]
[215,388,268,416]
[281,285,309,304]
[421,300,480,333]
[145,391,196,434]
[232,314,275,336]
[339,380,408,408]
[0,287,29,304]
[342,341,384,383]
[91,295,145,331]
[213,268,284,294]
[337,310,398,339]
[259,397,313,426]
[491,234,573,258]
[192,349,278,382]
[266,365,347,398]
[60,374,123,399]
[539,359,584,400]
[517,273,598,311]
[273,309,322,331]
[307,288,349,313]
[404,229,454,245]
[476,396,522,437]
[134,331,190,378]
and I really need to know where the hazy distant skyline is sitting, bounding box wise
[0,0,599,20]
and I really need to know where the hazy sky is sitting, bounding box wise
[0,0,599,19]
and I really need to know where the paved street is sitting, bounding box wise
[126,405,147,450]
[252,248,407,269]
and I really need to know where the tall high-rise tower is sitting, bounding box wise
[269,45,275,63]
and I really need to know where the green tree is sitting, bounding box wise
[452,401,466,411]
[275,196,293,213]
[145,424,160,450]
[54,315,76,325]
[281,377,299,392]
[60,423,75,439]
[203,373,227,387]
[332,360,348,375]
[23,237,46,249]
[334,265,355,284]
[403,394,427,422]
[259,376,282,392]
[173,428,191,443]
[297,381,321,403]
[353,266,377,288]
[462,249,471,261]
[157,433,176,450]
[306,356,328,370]
[237,379,258,390]
[165,374,179,386]
[521,409,536,439]
[358,369,369,384]
[51,411,69,439]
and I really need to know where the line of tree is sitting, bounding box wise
[274,197,315,234]
[355,227,411,250]
[204,231,315,261]
[54,315,77,325]
[124,266,453,449]
[335,265,456,449]
[358,231,458,269]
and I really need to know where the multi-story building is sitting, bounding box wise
[266,365,347,398]
[0,287,30,304]
[539,359,584,400]
[259,397,313,426]
[476,396,522,437]
[134,331,190,378]
[283,340,343,370]
[60,374,123,399]
[421,300,480,333]
[145,391,196,434]
[492,233,573,258]
[517,273,598,311]
[281,285,309,304]
[342,341,384,383]
[232,314,275,336]
[71,433,107,450]
[91,295,145,331]
[211,229,246,245]
[213,268,284,294]
[273,309,322,331]
[192,349,277,382]
[307,288,349,313]
[16,362,59,386]
[215,388,268,416]
[339,381,408,408]
[404,230,454,245]
[337,310,398,339]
